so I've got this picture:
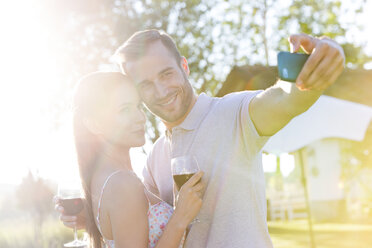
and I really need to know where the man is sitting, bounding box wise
[59,29,344,247]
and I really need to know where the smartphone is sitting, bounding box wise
[277,51,310,82]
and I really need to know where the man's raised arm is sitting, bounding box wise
[250,34,345,136]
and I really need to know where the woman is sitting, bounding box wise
[72,71,204,248]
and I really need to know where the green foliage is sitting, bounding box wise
[45,0,371,143]
[342,43,372,68]
[277,0,371,67]
[278,0,346,39]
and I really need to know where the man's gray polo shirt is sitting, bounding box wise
[143,91,273,247]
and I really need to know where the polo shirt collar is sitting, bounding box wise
[177,93,212,131]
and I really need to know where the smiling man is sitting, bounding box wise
[117,33,196,130]
[112,29,344,247]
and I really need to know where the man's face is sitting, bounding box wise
[124,40,195,123]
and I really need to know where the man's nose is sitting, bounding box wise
[153,79,168,99]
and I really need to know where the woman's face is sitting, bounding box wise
[95,82,146,148]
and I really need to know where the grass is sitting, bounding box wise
[269,219,372,248]
[0,216,82,248]
[1,215,372,247]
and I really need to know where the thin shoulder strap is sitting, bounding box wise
[143,184,164,203]
[96,170,123,235]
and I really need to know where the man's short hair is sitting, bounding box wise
[115,29,182,73]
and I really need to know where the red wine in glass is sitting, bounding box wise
[58,182,87,247]
[60,198,84,215]
[171,156,200,189]
[171,156,201,224]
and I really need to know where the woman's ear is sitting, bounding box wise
[83,118,102,135]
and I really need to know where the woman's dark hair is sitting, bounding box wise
[72,71,129,248]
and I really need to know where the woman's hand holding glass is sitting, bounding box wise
[57,182,88,247]
[54,196,87,230]
[173,171,205,227]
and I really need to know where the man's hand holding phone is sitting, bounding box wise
[279,34,345,91]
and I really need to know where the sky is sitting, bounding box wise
[0,0,371,186]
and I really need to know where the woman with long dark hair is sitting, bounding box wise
[72,71,204,248]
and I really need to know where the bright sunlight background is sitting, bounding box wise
[0,0,372,186]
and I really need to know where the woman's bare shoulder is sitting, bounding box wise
[99,171,149,246]
[103,171,147,210]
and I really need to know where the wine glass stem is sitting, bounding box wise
[74,226,78,241]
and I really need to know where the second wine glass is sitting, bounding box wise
[58,181,87,248]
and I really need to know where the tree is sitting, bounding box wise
[16,170,54,244]
[43,0,371,144]
[277,0,371,67]
[44,0,261,143]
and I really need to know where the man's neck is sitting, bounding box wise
[164,94,198,131]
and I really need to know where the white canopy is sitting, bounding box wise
[263,95,372,154]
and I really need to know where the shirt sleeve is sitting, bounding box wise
[239,90,271,155]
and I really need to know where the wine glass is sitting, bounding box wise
[58,181,87,248]
[171,155,201,224]
[171,155,200,190]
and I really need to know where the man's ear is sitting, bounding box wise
[83,118,102,135]
[180,56,190,76]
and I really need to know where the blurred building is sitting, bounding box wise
[218,65,372,221]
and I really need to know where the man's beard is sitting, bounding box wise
[146,77,194,123]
